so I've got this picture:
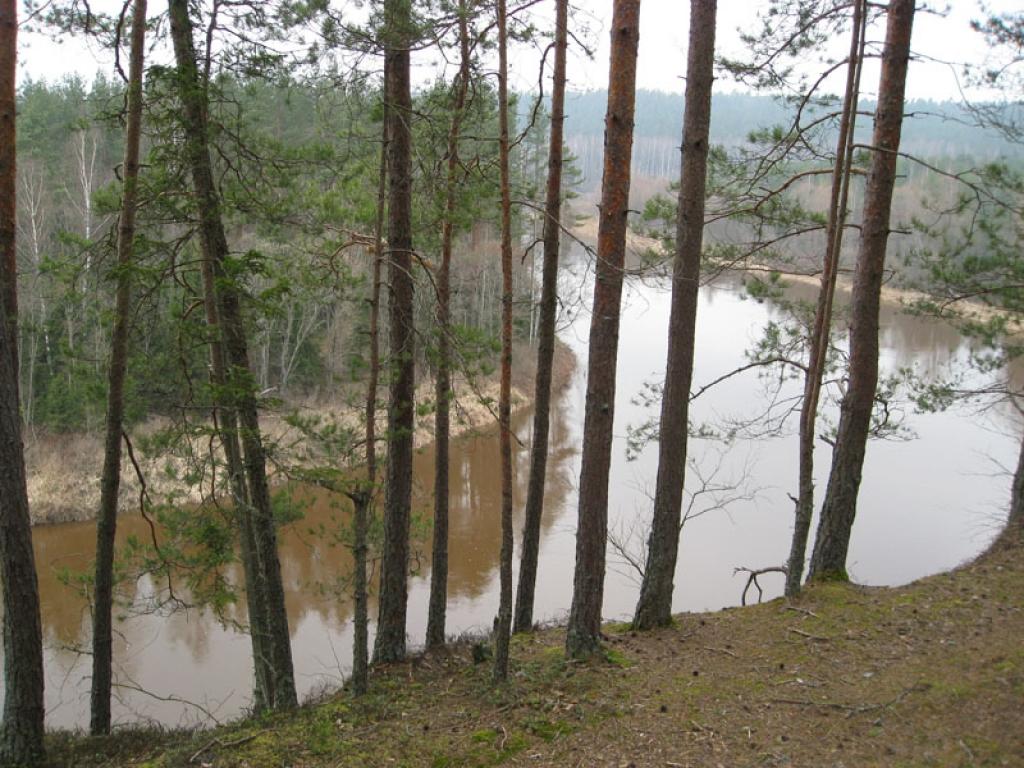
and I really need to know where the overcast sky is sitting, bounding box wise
[16,1,1020,103]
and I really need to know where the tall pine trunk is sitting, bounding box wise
[198,199,271,710]
[168,0,296,708]
[493,0,515,681]
[631,0,715,631]
[91,0,148,734]
[0,0,46,760]
[164,2,270,709]
[786,0,866,597]
[374,0,416,665]
[809,0,915,581]
[351,73,389,697]
[427,1,471,650]
[566,0,640,658]
[514,0,568,635]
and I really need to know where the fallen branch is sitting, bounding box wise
[734,565,787,606]
[189,733,260,764]
[769,683,931,719]
[786,605,820,619]
[703,645,738,658]
[788,627,830,642]
[112,677,225,727]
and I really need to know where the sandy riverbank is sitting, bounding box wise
[25,339,576,526]
[571,216,1022,333]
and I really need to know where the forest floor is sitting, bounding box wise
[49,531,1024,768]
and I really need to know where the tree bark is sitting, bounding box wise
[493,0,515,681]
[1004,430,1024,542]
[631,0,715,631]
[351,69,389,698]
[0,0,46,760]
[197,185,271,711]
[513,0,568,635]
[786,0,866,597]
[566,0,640,659]
[427,0,472,651]
[168,0,296,709]
[373,0,416,665]
[167,1,273,711]
[90,0,148,735]
[809,0,915,582]
[0,0,16,373]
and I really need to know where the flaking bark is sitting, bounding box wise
[809,0,915,581]
[566,0,641,658]
[91,0,148,734]
[632,0,716,631]
[374,0,416,665]
[514,0,569,635]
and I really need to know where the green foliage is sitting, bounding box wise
[902,159,1024,411]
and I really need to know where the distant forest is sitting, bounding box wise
[556,89,1019,189]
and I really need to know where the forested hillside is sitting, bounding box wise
[561,89,1020,189]
[12,74,555,434]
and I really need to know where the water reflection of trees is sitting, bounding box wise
[21,255,1019,728]
[26,381,582,680]
[26,264,1008,665]
[269,391,578,628]
[37,264,984,668]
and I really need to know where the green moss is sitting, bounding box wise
[525,717,574,741]
[602,648,632,668]
[812,568,850,583]
[604,621,632,635]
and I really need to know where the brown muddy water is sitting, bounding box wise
[9,248,1022,730]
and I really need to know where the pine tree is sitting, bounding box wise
[374,0,416,665]
[168,0,297,708]
[91,0,148,734]
[427,0,473,650]
[632,0,717,630]
[493,0,514,681]
[0,1,47,761]
[566,0,641,659]
[514,0,569,635]
[809,0,916,581]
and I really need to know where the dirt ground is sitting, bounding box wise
[50,532,1023,768]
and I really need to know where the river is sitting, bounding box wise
[9,243,1020,730]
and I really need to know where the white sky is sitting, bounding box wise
[15,1,1020,102]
